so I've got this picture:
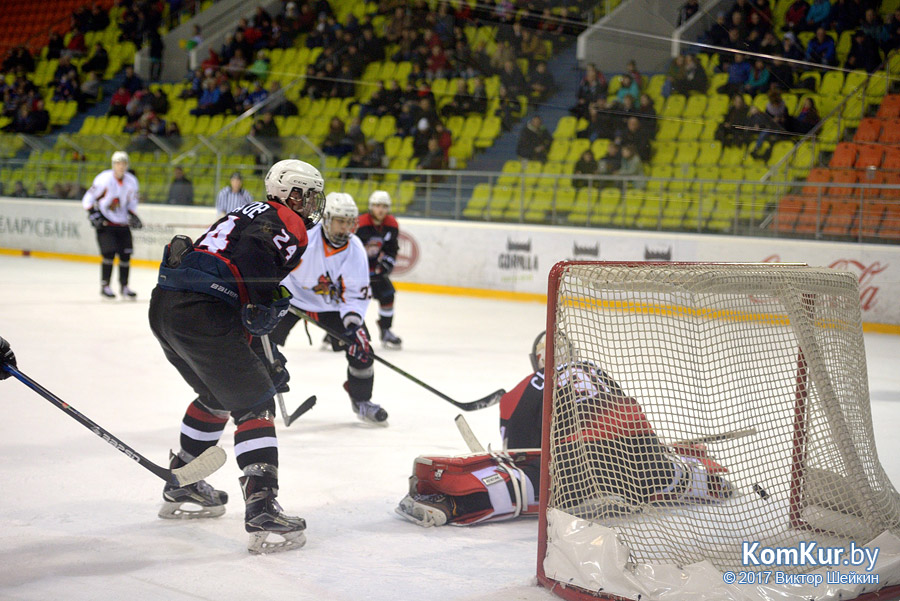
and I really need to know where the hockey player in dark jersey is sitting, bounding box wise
[396,332,735,527]
[148,159,325,554]
[356,190,402,348]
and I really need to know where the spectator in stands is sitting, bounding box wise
[516,115,552,162]
[577,98,616,141]
[11,181,28,197]
[425,45,451,81]
[529,61,555,102]
[768,57,796,91]
[64,28,87,59]
[598,143,622,176]
[495,84,522,132]
[148,30,164,82]
[46,32,64,61]
[346,142,373,175]
[82,42,109,76]
[846,28,882,72]
[805,0,833,31]
[781,32,806,63]
[108,85,132,117]
[885,8,900,52]
[224,49,248,80]
[498,59,527,99]
[745,59,771,94]
[751,90,788,158]
[614,145,645,188]
[782,0,810,33]
[570,64,607,120]
[33,181,51,199]
[701,11,731,47]
[53,72,78,102]
[805,27,837,66]
[322,117,352,157]
[677,0,701,25]
[789,96,820,134]
[673,54,708,95]
[417,136,447,172]
[625,60,644,90]
[80,71,102,106]
[615,74,640,104]
[572,149,599,189]
[637,93,658,135]
[755,30,781,56]
[2,46,35,75]
[442,79,474,118]
[167,167,194,205]
[717,53,752,95]
[122,65,144,94]
[616,116,652,162]
[860,8,885,43]
[828,0,862,33]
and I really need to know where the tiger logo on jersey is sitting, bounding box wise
[313,272,345,304]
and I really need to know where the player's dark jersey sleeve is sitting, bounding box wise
[379,215,400,260]
[499,369,545,449]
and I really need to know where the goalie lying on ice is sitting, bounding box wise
[396,332,734,527]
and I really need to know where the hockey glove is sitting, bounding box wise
[376,254,395,276]
[268,342,290,393]
[128,211,144,229]
[242,287,292,336]
[0,336,16,380]
[343,323,372,363]
[88,209,105,228]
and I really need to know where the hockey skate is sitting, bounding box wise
[159,452,228,519]
[351,399,388,426]
[380,329,402,350]
[396,493,461,527]
[240,471,306,555]
[121,285,137,300]
[100,284,116,299]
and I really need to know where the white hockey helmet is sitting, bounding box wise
[530,331,546,371]
[368,189,392,212]
[264,159,326,225]
[111,150,129,167]
[323,192,359,247]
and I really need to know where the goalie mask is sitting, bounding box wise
[264,159,326,226]
[530,331,546,371]
[323,192,358,248]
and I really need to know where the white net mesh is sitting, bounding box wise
[544,262,900,577]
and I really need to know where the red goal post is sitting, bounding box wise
[537,261,900,601]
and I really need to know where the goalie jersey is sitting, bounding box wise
[281,222,371,320]
[81,169,139,225]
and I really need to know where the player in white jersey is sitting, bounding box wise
[269,192,389,425]
[81,151,143,299]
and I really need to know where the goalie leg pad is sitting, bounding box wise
[406,451,541,525]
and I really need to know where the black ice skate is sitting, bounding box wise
[120,285,137,300]
[395,493,461,527]
[159,451,228,519]
[100,284,116,299]
[240,468,306,555]
[380,328,402,350]
[351,398,389,426]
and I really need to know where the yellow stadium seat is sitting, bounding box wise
[695,141,723,166]
[590,138,609,158]
[547,139,569,163]
[705,94,730,118]
[842,70,868,96]
[682,94,707,119]
[655,120,681,142]
[662,94,687,118]
[475,115,501,148]
[554,115,578,139]
[565,138,591,163]
[677,121,703,141]
[819,71,845,97]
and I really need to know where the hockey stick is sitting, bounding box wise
[289,307,505,411]
[455,414,486,452]
[259,334,317,427]
[671,427,758,446]
[2,364,226,487]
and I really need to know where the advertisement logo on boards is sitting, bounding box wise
[392,231,419,275]
[760,254,888,312]
[499,237,539,271]
[644,246,672,261]
[571,241,599,258]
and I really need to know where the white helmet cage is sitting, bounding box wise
[264,159,326,224]
[111,151,129,167]
[530,330,546,371]
[368,189,392,212]
[323,192,359,247]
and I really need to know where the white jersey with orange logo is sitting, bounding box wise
[281,222,371,320]
[81,169,140,225]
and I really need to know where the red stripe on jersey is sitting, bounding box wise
[500,372,537,420]
[193,249,251,305]
[236,417,274,433]
[187,402,229,424]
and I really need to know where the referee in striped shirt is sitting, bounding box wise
[215,172,253,216]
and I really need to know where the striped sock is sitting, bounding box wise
[179,398,228,459]
[234,415,278,471]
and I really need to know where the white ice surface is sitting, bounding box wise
[1,254,899,601]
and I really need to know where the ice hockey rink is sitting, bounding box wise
[2,253,900,601]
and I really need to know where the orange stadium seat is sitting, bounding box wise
[880,119,900,144]
[829,142,858,169]
[855,146,884,169]
[876,95,900,119]
[854,118,882,143]
[828,170,859,197]
[802,168,831,197]
[774,195,804,233]
[822,201,858,237]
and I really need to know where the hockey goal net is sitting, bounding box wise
[537,261,900,601]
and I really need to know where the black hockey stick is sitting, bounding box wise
[2,364,226,487]
[260,334,317,427]
[289,307,504,411]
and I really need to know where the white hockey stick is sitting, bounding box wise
[454,414,486,452]
[671,427,758,446]
[260,334,316,427]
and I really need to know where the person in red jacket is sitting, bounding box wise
[396,332,735,526]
